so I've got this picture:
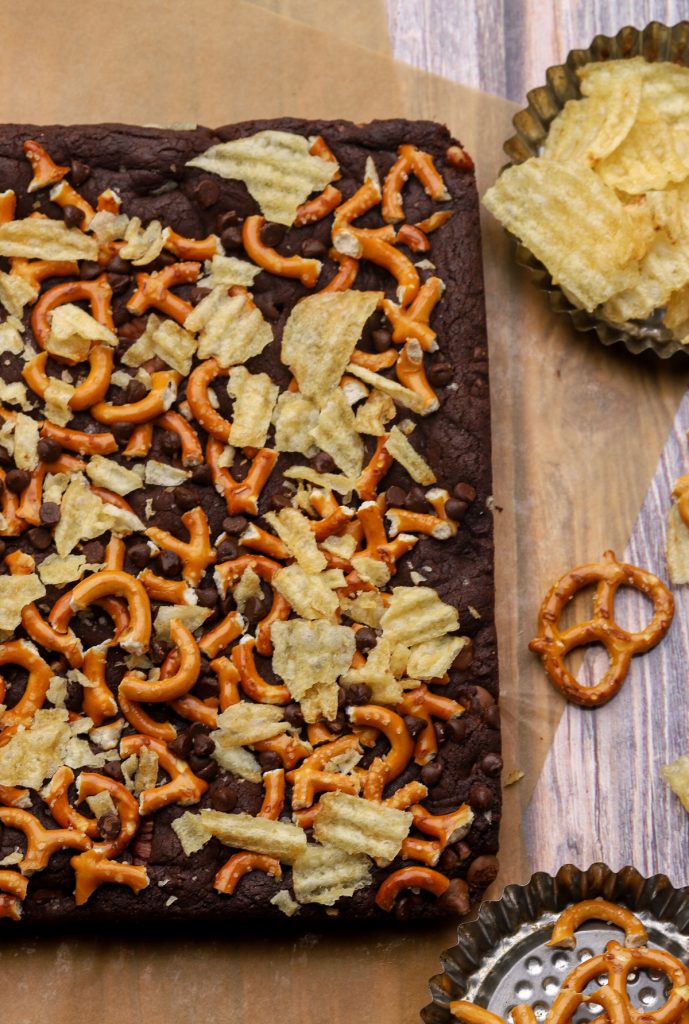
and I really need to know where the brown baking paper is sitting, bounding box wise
[0,3,687,1023]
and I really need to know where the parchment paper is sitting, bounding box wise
[0,3,687,1022]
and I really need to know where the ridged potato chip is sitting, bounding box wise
[603,231,689,322]
[597,119,689,194]
[313,791,412,865]
[291,842,371,906]
[543,81,641,165]
[199,810,307,864]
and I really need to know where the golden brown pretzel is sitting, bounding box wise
[529,550,674,707]
[548,899,648,949]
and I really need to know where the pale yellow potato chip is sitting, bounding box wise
[199,810,307,863]
[341,638,402,705]
[291,842,371,906]
[199,255,260,289]
[597,119,689,194]
[666,502,689,585]
[54,474,144,556]
[143,460,189,486]
[281,290,381,399]
[211,744,262,783]
[283,464,355,495]
[47,303,117,362]
[0,576,45,632]
[271,618,356,719]
[187,130,338,226]
[86,455,143,496]
[298,680,339,724]
[264,507,326,574]
[664,283,689,337]
[149,318,198,376]
[311,388,364,479]
[603,231,689,322]
[0,706,71,790]
[544,82,641,165]
[0,219,98,260]
[43,378,76,427]
[171,811,212,856]
[482,158,641,311]
[381,586,459,646]
[349,551,391,588]
[0,271,37,319]
[0,321,25,355]
[154,605,211,639]
[579,57,689,124]
[121,314,158,367]
[88,210,129,244]
[644,182,689,244]
[320,532,357,561]
[406,635,468,680]
[227,366,279,449]
[211,699,288,748]
[272,563,340,621]
[270,890,300,916]
[12,413,39,470]
[344,362,427,413]
[85,790,117,820]
[272,391,319,454]
[37,553,96,588]
[0,380,32,411]
[353,389,396,436]
[384,425,436,485]
[313,791,412,865]
[186,288,272,368]
[133,748,159,795]
[661,754,689,812]
[119,217,168,266]
[339,590,386,628]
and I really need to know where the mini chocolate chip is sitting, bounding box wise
[106,253,132,275]
[222,515,248,536]
[243,595,270,624]
[28,527,52,551]
[469,783,494,811]
[192,733,215,758]
[82,539,105,563]
[354,626,376,653]
[0,540,6,560]
[155,511,183,535]
[216,539,239,562]
[420,761,443,787]
[188,286,211,306]
[439,846,460,871]
[261,222,286,247]
[484,706,500,730]
[258,751,282,772]
[149,638,172,665]
[472,686,495,712]
[466,855,499,888]
[453,482,477,503]
[102,760,125,783]
[216,209,239,231]
[405,486,430,513]
[481,753,503,777]
[64,679,83,712]
[440,877,471,916]
[98,813,122,840]
[434,720,447,744]
[168,731,193,760]
[111,421,136,444]
[107,272,130,295]
[125,379,147,404]
[346,683,372,706]
[284,702,304,728]
[39,501,60,526]
[220,226,242,250]
[190,757,218,782]
[455,841,472,862]
[174,485,198,511]
[404,714,426,739]
[195,673,220,700]
[158,550,183,577]
[310,451,337,474]
[0,446,11,467]
[5,469,31,494]
[385,485,407,508]
[191,464,212,486]
[132,820,154,864]
[128,541,151,569]
[196,587,218,609]
[445,718,467,744]
[452,638,473,671]
[209,778,237,812]
[394,893,421,921]
[118,318,147,342]
[70,159,91,186]
[62,204,85,229]
[270,492,292,511]
[301,238,327,259]
[195,177,220,208]
[80,259,102,280]
[426,360,453,386]
[37,437,62,463]
[254,293,280,321]
[112,306,129,328]
[445,498,467,521]
[372,328,392,352]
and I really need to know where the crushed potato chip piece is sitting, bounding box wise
[284,465,354,495]
[339,590,386,628]
[292,842,371,906]
[344,363,427,413]
[0,219,98,260]
[667,502,689,585]
[0,706,72,788]
[270,890,300,916]
[227,366,279,449]
[0,272,37,319]
[341,638,402,705]
[406,635,468,680]
[46,303,117,362]
[281,291,381,399]
[661,754,689,813]
[272,564,340,621]
[211,700,289,748]
[0,380,32,411]
[321,532,357,561]
[350,553,391,588]
[0,577,45,632]
[187,130,338,226]
[353,389,397,436]
[313,792,412,865]
[12,413,39,470]
[37,553,96,587]
[272,391,319,454]
[119,217,168,266]
[384,426,436,485]
[148,318,198,376]
[171,811,212,856]
[144,460,190,486]
[0,320,25,355]
[121,314,158,367]
[212,744,262,782]
[199,810,307,863]
[381,586,459,647]
[134,747,159,795]
[312,388,364,479]
[86,455,143,496]
[231,566,262,616]
[43,379,75,426]
[153,605,210,640]
[272,619,356,723]
[199,255,260,289]
[55,473,144,556]
[264,507,326,573]
[186,288,272,368]
[86,790,117,820]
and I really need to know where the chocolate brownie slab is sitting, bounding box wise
[0,119,497,924]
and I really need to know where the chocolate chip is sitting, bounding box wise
[243,594,270,624]
[426,360,453,386]
[472,686,495,713]
[27,527,52,551]
[106,253,131,275]
[107,272,130,295]
[128,541,151,569]
[102,760,125,783]
[132,820,154,864]
[190,757,218,782]
[155,511,184,537]
[0,446,12,467]
[452,638,473,671]
[345,683,372,706]
[434,720,447,744]
[222,515,248,536]
[195,177,220,208]
[394,892,421,921]
[39,501,60,526]
[188,287,211,306]
[404,714,426,739]
[439,846,460,871]
[284,702,304,728]
[209,778,237,813]
[196,587,218,609]
[445,498,467,521]
[80,259,102,280]
[301,238,327,259]
[150,638,172,665]
[5,469,31,493]
[118,318,147,342]
[158,550,182,577]
[258,751,282,772]
[254,293,280,321]
[441,877,471,916]
[445,718,467,744]
[469,783,494,811]
[261,222,286,248]
[174,485,198,511]
[70,159,91,186]
[354,626,376,653]
[168,731,193,760]
[37,437,63,462]
[310,451,337,474]
[216,539,239,562]
[62,204,85,229]
[112,306,130,328]
[420,761,443,787]
[125,379,147,404]
[195,673,219,700]
[481,753,502,777]
[372,328,392,352]
[270,492,292,511]
[466,854,499,888]
[190,464,212,486]
[484,706,500,730]
[192,733,215,758]
[98,813,122,840]
[455,841,472,862]
[216,210,239,232]
[0,540,6,560]
[453,482,476,503]
[111,421,136,444]
[220,225,242,251]
[405,486,430,513]
[82,539,105,563]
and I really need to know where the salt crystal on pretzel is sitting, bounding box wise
[313,791,412,864]
[291,842,372,906]
[199,809,307,864]
[187,130,338,226]
[199,254,261,289]
[354,390,396,436]
[311,388,364,479]
[384,425,436,485]
[381,586,459,647]
[13,413,39,470]
[186,287,272,368]
[0,272,37,319]
[281,291,381,400]
[264,508,327,574]
[85,455,143,496]
[227,366,279,449]
[171,810,213,856]
[119,217,168,266]
[272,619,356,723]
[46,303,117,362]
[407,636,468,680]
[0,219,98,261]
[272,391,319,455]
[153,605,211,641]
[211,703,289,749]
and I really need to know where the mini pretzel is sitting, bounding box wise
[258,768,286,820]
[382,145,449,223]
[199,611,244,660]
[231,638,290,705]
[214,852,282,895]
[120,734,208,815]
[400,837,441,866]
[396,340,438,413]
[396,223,431,253]
[207,437,278,517]
[386,506,454,541]
[118,690,177,744]
[122,422,152,458]
[81,648,118,724]
[97,189,121,214]
[291,768,360,810]
[309,503,355,543]
[41,422,118,456]
[239,522,290,562]
[242,215,321,287]
[348,705,413,783]
[164,228,219,261]
[71,849,149,906]
[31,276,114,359]
[415,210,454,235]
[138,570,196,606]
[529,550,674,707]
[374,865,449,911]
[75,772,141,857]
[187,359,231,442]
[215,553,290,656]
[450,1004,510,1024]
[125,261,200,324]
[91,369,180,425]
[156,411,203,467]
[354,500,418,570]
[322,249,359,292]
[332,167,381,235]
[0,807,90,876]
[349,348,398,372]
[145,507,215,586]
[398,685,465,765]
[0,468,24,537]
[119,619,200,703]
[0,640,53,728]
[0,785,31,808]
[253,732,312,771]
[0,190,16,223]
[383,276,444,351]
[287,734,361,781]
[50,179,95,227]
[11,257,79,290]
[333,226,419,305]
[356,436,394,501]
[410,803,473,848]
[23,344,115,411]
[16,451,85,526]
[446,145,474,171]
[60,569,151,655]
[383,781,428,810]
[548,899,648,949]
[23,140,68,192]
[294,184,343,227]
[171,694,218,730]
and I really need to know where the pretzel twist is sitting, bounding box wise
[0,807,90,875]
[348,705,413,784]
[382,145,449,223]
[0,467,25,536]
[77,772,141,857]
[126,262,200,323]
[548,899,648,949]
[207,438,278,517]
[91,369,180,425]
[164,229,219,261]
[119,619,200,703]
[356,436,394,501]
[242,215,321,287]
[120,734,208,815]
[56,569,151,656]
[253,732,312,771]
[23,345,115,411]
[529,550,674,707]
[396,339,438,413]
[81,648,118,725]
[118,689,177,744]
[398,684,465,765]
[333,226,419,305]
[374,865,449,910]
[71,849,149,906]
[145,507,215,586]
[214,852,282,895]
[294,184,343,227]
[16,452,86,526]
[231,638,290,705]
[49,180,95,227]
[410,803,473,848]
